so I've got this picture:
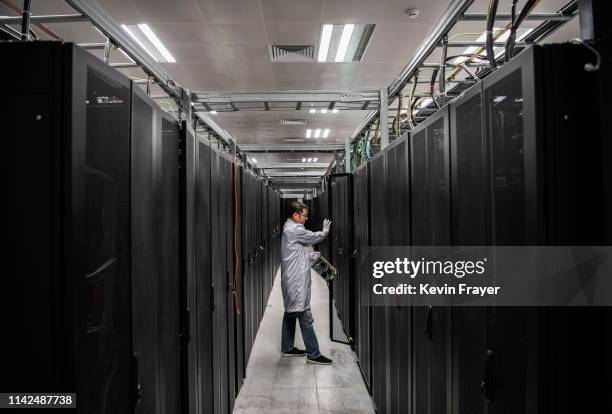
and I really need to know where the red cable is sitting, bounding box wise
[232,159,241,315]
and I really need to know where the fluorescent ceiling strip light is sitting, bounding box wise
[321,109,327,114]
[209,110,217,115]
[335,24,355,62]
[306,129,312,138]
[323,128,330,138]
[122,24,157,62]
[308,158,313,162]
[252,158,258,163]
[310,108,316,113]
[302,158,306,162]
[313,158,318,162]
[332,109,338,113]
[314,129,321,138]
[137,23,176,63]
[318,24,333,62]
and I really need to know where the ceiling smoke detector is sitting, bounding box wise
[406,8,420,19]
[280,119,308,125]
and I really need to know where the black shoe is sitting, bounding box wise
[282,347,306,357]
[306,354,333,365]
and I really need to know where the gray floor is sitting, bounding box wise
[233,269,375,414]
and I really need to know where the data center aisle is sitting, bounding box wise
[234,268,375,414]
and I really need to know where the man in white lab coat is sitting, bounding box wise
[280,201,333,365]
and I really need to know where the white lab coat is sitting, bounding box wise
[280,219,326,312]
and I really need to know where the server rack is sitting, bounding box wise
[409,106,452,414]
[353,163,371,389]
[385,133,412,414]
[368,150,389,414]
[449,82,489,414]
[131,85,181,413]
[329,174,354,342]
[2,42,134,412]
[481,44,611,414]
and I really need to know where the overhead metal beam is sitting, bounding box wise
[460,12,572,21]
[443,40,528,48]
[110,62,139,68]
[388,0,475,99]
[0,14,88,24]
[191,90,379,103]
[66,0,180,98]
[239,144,345,152]
[257,163,329,169]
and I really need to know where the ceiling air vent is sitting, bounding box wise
[280,119,307,126]
[269,44,315,62]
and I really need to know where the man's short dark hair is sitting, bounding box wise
[289,201,308,217]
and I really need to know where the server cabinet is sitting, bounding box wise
[211,149,231,414]
[410,107,451,414]
[233,163,245,394]
[368,151,389,414]
[131,85,181,414]
[482,44,611,414]
[329,174,354,341]
[385,134,412,414]
[353,164,371,388]
[449,84,489,414]
[2,42,134,412]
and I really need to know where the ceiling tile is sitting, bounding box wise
[44,22,106,43]
[261,0,325,22]
[384,0,448,24]
[264,22,321,45]
[196,0,264,22]
[351,75,395,89]
[209,23,267,45]
[271,63,317,77]
[169,43,224,62]
[129,0,204,23]
[322,0,391,23]
[355,61,405,78]
[97,0,146,24]
[275,76,316,90]
[150,23,215,44]
[30,0,76,14]
[216,44,270,62]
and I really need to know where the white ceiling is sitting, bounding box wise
[0,0,579,184]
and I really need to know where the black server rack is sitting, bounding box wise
[329,174,354,341]
[481,44,611,414]
[449,83,489,414]
[353,164,371,389]
[210,148,232,414]
[131,85,181,413]
[2,42,134,412]
[385,134,412,414]
[409,106,451,414]
[180,123,216,414]
[233,162,245,395]
[368,150,389,414]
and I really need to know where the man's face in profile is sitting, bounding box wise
[292,208,308,225]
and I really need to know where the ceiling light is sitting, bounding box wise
[314,129,321,138]
[323,128,330,138]
[252,158,258,163]
[318,24,333,62]
[281,119,307,125]
[310,108,316,114]
[307,158,313,162]
[321,109,327,114]
[313,158,318,162]
[332,109,338,113]
[306,129,312,138]
[121,24,176,63]
[317,23,375,63]
[335,24,355,62]
[209,110,217,115]
[302,158,306,162]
